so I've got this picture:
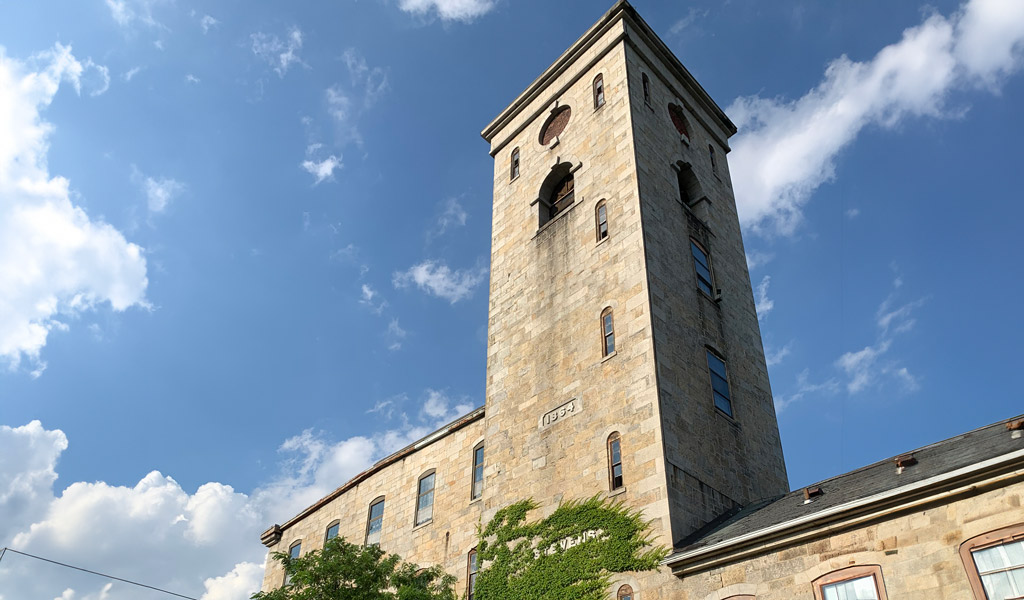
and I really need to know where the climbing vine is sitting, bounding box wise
[474,496,667,600]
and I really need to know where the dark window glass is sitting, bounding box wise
[608,434,623,490]
[602,311,615,356]
[511,148,520,180]
[366,498,385,545]
[594,74,605,109]
[471,445,484,500]
[597,203,608,241]
[690,240,713,296]
[416,473,435,525]
[468,550,479,600]
[677,167,691,205]
[549,173,574,219]
[284,542,301,585]
[709,144,717,173]
[642,73,651,105]
[326,522,339,542]
[706,351,733,416]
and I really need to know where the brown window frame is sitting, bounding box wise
[617,584,634,599]
[510,147,520,181]
[471,442,485,500]
[601,308,615,356]
[596,200,608,242]
[467,548,479,600]
[608,432,624,491]
[365,496,385,545]
[414,470,436,526]
[594,74,605,109]
[642,73,651,106]
[960,522,1024,599]
[811,564,888,600]
[325,519,340,543]
[723,596,755,600]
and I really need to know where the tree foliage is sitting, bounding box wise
[474,496,667,600]
[252,537,456,600]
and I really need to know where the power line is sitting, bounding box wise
[0,547,199,600]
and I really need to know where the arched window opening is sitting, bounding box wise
[415,471,435,526]
[709,144,717,174]
[596,201,608,242]
[608,432,623,491]
[642,73,651,106]
[284,541,301,585]
[669,103,690,141]
[617,584,634,600]
[594,74,605,109]
[471,443,484,500]
[536,163,576,228]
[510,147,520,181]
[467,549,479,600]
[325,520,340,543]
[960,523,1024,600]
[601,308,615,356]
[674,162,703,207]
[812,565,888,600]
[365,497,385,545]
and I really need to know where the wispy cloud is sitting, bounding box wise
[755,275,774,321]
[105,0,169,30]
[387,319,407,351]
[669,7,709,37]
[199,14,219,34]
[729,0,1024,236]
[765,341,792,368]
[250,27,305,77]
[359,284,387,315]
[122,66,143,82]
[185,73,200,84]
[774,369,840,412]
[341,48,389,109]
[393,260,487,304]
[398,0,495,22]
[745,250,774,271]
[431,197,468,239]
[301,155,342,185]
[144,176,184,214]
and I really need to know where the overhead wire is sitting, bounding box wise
[0,547,199,600]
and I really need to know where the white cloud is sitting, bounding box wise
[669,7,709,37]
[326,85,352,125]
[387,318,407,351]
[432,197,467,239]
[729,0,1024,236]
[773,369,840,412]
[754,275,774,321]
[845,208,860,219]
[765,341,792,368]
[142,174,184,213]
[301,155,342,185]
[121,66,142,82]
[398,0,495,22]
[340,49,389,108]
[359,284,387,315]
[745,250,774,271]
[393,260,487,304]
[185,73,200,84]
[199,14,219,34]
[421,389,475,424]
[81,60,110,97]
[0,44,148,373]
[105,0,169,29]
[250,27,305,77]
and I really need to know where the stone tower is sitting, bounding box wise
[480,0,788,546]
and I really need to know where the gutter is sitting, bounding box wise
[662,447,1024,575]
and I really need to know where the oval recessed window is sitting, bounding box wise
[539,106,571,145]
[668,104,689,138]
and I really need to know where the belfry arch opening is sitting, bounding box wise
[536,162,576,227]
[674,161,703,206]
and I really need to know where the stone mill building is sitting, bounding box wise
[259,2,1024,599]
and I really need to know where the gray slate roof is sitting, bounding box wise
[676,414,1024,551]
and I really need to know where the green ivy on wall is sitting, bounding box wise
[475,496,667,600]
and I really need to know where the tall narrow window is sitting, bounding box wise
[601,308,615,356]
[706,350,733,417]
[284,541,301,585]
[510,147,520,181]
[471,443,484,500]
[593,74,605,109]
[960,524,1024,600]
[365,497,385,545]
[415,472,435,525]
[617,585,634,600]
[690,240,713,296]
[325,521,340,543]
[596,201,608,241]
[677,167,691,205]
[709,144,717,174]
[608,432,623,490]
[467,549,479,600]
[642,73,651,106]
[812,565,888,600]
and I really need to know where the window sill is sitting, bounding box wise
[468,497,483,506]
[509,174,519,185]
[533,199,579,239]
[595,235,609,248]
[607,487,627,498]
[601,350,617,363]
[412,519,433,532]
[715,408,741,429]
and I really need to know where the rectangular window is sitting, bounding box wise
[603,311,615,356]
[284,542,301,585]
[471,445,484,500]
[690,240,713,296]
[821,575,880,600]
[973,538,1024,598]
[325,522,339,542]
[511,148,520,181]
[468,550,478,600]
[416,473,435,525]
[597,204,608,241]
[608,435,623,490]
[706,350,733,417]
[365,498,385,545]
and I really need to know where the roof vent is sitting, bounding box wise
[895,454,917,474]
[803,486,824,504]
[1008,419,1024,439]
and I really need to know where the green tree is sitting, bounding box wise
[475,497,667,600]
[252,537,456,600]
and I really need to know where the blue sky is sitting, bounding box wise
[1,0,1023,598]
